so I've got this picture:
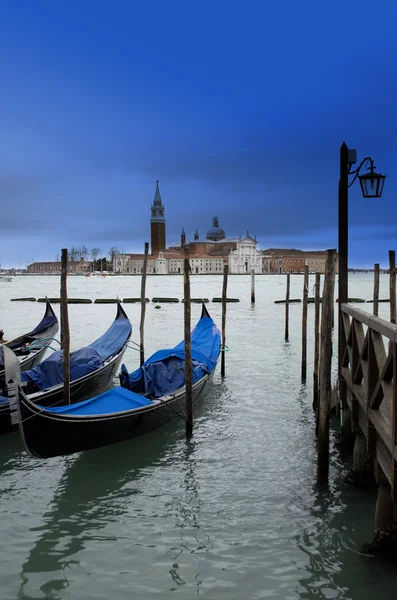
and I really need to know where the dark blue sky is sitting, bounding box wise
[0,0,396,268]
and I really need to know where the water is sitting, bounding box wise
[0,273,395,600]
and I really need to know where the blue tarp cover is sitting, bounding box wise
[42,386,152,415]
[21,347,102,390]
[126,312,220,397]
[27,313,58,339]
[20,314,131,391]
[89,316,132,361]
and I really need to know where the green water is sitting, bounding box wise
[0,274,395,599]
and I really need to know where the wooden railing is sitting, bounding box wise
[341,303,397,501]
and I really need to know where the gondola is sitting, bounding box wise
[9,304,220,458]
[0,302,132,434]
[0,300,59,390]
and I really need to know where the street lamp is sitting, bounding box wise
[338,142,386,428]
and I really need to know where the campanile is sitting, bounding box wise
[150,180,166,254]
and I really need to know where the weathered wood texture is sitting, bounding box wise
[313,273,321,409]
[251,269,255,304]
[301,265,309,381]
[341,301,397,502]
[184,245,193,437]
[373,263,380,317]
[317,251,336,482]
[221,264,229,378]
[139,242,149,366]
[390,251,396,325]
[338,143,349,421]
[60,249,71,405]
[285,273,290,342]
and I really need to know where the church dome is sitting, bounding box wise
[206,217,226,241]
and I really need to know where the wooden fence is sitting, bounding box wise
[341,303,397,501]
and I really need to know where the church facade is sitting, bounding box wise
[113,182,263,275]
[113,181,332,275]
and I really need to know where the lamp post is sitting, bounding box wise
[338,142,386,423]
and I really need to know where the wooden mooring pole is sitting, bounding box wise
[301,265,309,382]
[313,272,321,409]
[317,249,336,482]
[285,273,290,342]
[140,242,149,366]
[251,269,255,304]
[221,264,229,378]
[184,245,193,437]
[389,251,396,324]
[373,263,380,317]
[60,249,71,405]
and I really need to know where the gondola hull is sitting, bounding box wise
[0,300,59,392]
[17,373,213,458]
[0,346,126,435]
[1,345,47,381]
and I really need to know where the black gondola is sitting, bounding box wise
[0,302,132,434]
[0,300,59,391]
[10,304,221,458]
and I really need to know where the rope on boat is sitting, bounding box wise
[25,337,61,352]
[125,341,140,352]
[219,345,230,352]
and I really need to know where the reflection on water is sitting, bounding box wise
[0,274,396,599]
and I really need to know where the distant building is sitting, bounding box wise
[112,181,337,275]
[27,260,89,274]
[150,180,166,254]
[262,249,337,274]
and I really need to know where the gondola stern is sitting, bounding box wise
[116,301,130,322]
[200,302,211,320]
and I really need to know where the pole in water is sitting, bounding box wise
[140,242,149,366]
[251,269,255,304]
[301,265,309,382]
[221,264,229,378]
[61,248,71,405]
[373,263,380,317]
[184,245,193,437]
[389,251,396,324]
[317,249,336,483]
[313,272,321,409]
[285,273,290,342]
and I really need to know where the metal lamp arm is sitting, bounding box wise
[348,157,374,188]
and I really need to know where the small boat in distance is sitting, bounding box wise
[10,304,220,458]
[0,302,132,434]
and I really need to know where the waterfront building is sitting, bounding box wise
[26,260,89,274]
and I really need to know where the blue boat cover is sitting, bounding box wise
[21,347,102,390]
[27,312,58,339]
[125,311,221,397]
[89,316,132,361]
[20,314,131,391]
[42,386,152,415]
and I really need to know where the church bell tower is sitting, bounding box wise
[150,180,166,254]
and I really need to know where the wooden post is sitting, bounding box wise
[251,269,255,304]
[389,251,396,324]
[330,262,335,329]
[285,273,290,342]
[221,264,229,378]
[301,265,309,382]
[317,249,336,482]
[313,272,321,409]
[373,263,380,317]
[184,245,193,437]
[60,249,70,405]
[392,340,397,505]
[338,143,349,428]
[140,242,149,366]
